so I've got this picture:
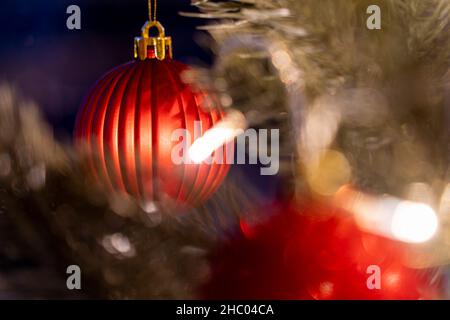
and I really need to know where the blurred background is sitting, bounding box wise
[0,0,448,300]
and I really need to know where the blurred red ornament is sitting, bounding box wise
[202,200,440,299]
[75,21,230,207]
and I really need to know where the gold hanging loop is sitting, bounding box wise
[142,20,165,38]
[134,20,173,60]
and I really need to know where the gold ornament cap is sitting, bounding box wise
[134,20,173,60]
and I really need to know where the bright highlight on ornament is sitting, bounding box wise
[188,127,236,163]
[188,109,246,163]
[390,201,438,243]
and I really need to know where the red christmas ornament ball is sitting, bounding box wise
[202,200,440,299]
[75,22,230,207]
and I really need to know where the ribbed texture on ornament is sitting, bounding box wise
[75,59,230,206]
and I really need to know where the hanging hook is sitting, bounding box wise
[148,0,157,22]
[134,20,172,61]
